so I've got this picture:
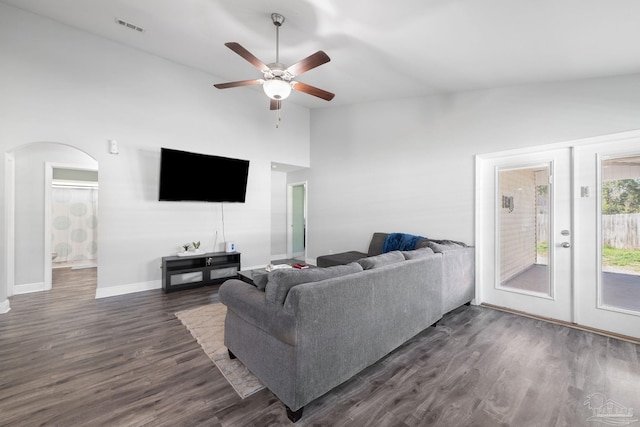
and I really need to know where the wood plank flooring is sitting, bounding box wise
[1,269,639,426]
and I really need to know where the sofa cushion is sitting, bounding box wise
[357,250,405,270]
[367,232,388,256]
[430,239,468,247]
[265,263,363,305]
[428,241,465,253]
[415,238,431,250]
[402,247,435,260]
[317,251,367,268]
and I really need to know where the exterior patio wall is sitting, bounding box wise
[499,169,537,283]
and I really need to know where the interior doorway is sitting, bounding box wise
[47,164,99,290]
[287,182,307,262]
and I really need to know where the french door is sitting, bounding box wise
[574,139,640,338]
[477,134,640,339]
[478,148,573,322]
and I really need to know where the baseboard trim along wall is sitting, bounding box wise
[13,282,46,295]
[0,299,11,314]
[95,280,161,299]
[482,303,640,345]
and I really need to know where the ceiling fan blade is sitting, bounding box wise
[292,81,335,101]
[270,99,282,110]
[225,42,270,72]
[214,79,263,89]
[286,51,330,77]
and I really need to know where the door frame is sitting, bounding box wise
[3,152,15,302]
[286,181,307,262]
[44,162,99,291]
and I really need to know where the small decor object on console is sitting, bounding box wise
[192,241,203,254]
[177,242,195,257]
[266,263,293,272]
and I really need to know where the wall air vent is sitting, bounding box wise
[115,18,145,33]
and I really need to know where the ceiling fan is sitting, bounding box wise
[214,13,335,112]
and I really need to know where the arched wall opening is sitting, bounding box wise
[4,142,98,299]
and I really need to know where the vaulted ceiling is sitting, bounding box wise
[4,0,640,109]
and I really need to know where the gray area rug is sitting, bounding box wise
[175,303,265,398]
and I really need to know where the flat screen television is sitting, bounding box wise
[159,148,249,202]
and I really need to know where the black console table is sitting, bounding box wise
[162,251,241,292]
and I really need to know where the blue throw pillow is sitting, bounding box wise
[382,233,425,253]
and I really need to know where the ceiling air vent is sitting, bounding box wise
[115,18,145,33]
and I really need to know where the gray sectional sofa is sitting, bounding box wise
[219,239,475,422]
[318,232,475,314]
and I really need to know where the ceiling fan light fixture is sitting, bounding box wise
[263,78,291,100]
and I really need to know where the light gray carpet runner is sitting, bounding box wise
[175,303,265,399]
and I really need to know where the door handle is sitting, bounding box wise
[561,242,571,248]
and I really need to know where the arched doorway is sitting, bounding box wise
[4,142,98,298]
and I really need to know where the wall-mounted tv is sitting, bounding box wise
[159,148,249,203]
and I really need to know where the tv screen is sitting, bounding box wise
[159,148,249,202]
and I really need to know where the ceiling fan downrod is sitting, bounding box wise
[271,13,285,64]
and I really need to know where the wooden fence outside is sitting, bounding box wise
[602,213,640,249]
[537,213,640,249]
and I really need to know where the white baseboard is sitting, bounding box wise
[13,282,46,295]
[95,280,161,299]
[0,299,10,314]
[271,253,288,261]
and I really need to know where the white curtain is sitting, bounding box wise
[51,187,98,263]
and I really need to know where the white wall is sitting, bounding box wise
[0,4,310,301]
[270,170,287,258]
[306,74,640,261]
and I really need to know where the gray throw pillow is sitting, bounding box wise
[415,238,431,250]
[428,241,463,253]
[357,250,405,270]
[265,263,363,305]
[402,247,435,260]
[253,273,269,291]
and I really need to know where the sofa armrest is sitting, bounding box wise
[441,247,475,314]
[219,279,296,345]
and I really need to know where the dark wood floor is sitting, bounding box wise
[2,269,639,426]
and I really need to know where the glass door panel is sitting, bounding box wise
[600,155,640,313]
[498,165,551,297]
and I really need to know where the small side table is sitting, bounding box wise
[237,268,267,286]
